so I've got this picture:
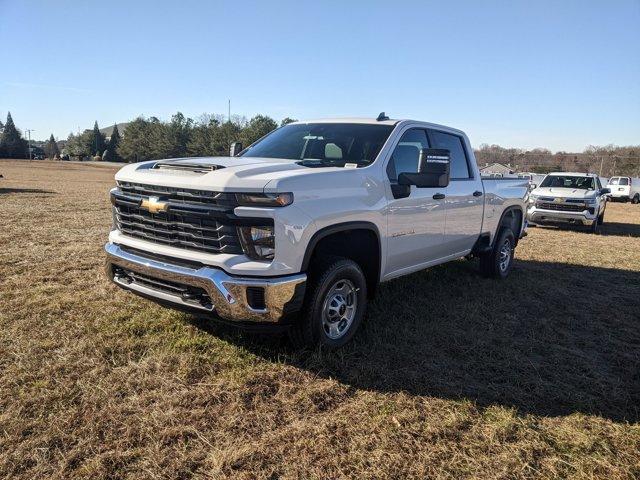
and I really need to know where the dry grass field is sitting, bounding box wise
[1,159,639,479]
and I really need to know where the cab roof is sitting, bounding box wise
[547,172,599,177]
[288,117,465,136]
[289,117,400,126]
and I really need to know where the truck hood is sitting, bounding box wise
[531,187,597,200]
[114,156,311,192]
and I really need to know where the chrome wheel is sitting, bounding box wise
[322,279,357,340]
[498,239,512,273]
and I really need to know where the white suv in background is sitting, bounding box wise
[527,172,610,233]
[606,176,640,204]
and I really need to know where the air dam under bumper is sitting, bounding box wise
[105,243,306,323]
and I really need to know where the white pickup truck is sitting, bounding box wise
[527,172,610,233]
[105,116,529,347]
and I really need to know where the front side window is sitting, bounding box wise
[241,123,394,168]
[428,130,471,179]
[540,175,595,190]
[386,129,429,181]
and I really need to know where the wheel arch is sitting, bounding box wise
[301,221,382,297]
[493,206,524,247]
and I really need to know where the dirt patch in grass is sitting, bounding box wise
[1,159,639,479]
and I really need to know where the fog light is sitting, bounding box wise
[238,226,275,260]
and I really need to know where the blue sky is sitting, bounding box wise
[1,0,638,151]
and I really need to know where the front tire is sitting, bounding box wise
[590,211,601,233]
[289,257,367,349]
[480,228,515,279]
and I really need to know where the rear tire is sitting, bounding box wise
[632,194,639,204]
[480,228,515,279]
[289,257,367,349]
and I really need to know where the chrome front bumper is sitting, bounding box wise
[105,243,306,323]
[527,208,596,226]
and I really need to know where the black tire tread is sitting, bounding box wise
[479,227,515,279]
[289,256,366,349]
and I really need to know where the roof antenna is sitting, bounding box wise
[376,112,389,121]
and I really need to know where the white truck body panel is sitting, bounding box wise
[105,118,529,325]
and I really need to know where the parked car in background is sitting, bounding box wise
[606,176,640,204]
[527,172,610,233]
[105,116,529,348]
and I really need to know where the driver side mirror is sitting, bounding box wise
[230,142,243,157]
[600,187,611,195]
[398,149,450,188]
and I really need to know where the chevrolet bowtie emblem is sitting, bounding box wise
[140,196,168,214]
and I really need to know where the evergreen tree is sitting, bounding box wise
[45,134,60,158]
[117,117,155,162]
[104,124,122,161]
[0,112,28,158]
[91,121,106,156]
[240,115,277,148]
[108,124,121,152]
[280,117,297,127]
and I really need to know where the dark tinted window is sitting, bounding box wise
[387,129,429,181]
[540,175,595,190]
[428,130,470,179]
[241,123,394,167]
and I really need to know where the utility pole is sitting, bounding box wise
[25,129,34,160]
[228,99,231,123]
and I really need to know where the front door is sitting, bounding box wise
[384,128,449,278]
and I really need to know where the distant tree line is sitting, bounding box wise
[474,143,640,177]
[2,110,638,176]
[64,113,295,163]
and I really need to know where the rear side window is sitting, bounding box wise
[428,130,471,179]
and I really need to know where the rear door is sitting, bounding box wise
[427,129,484,255]
[384,128,449,277]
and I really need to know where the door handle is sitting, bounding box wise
[432,193,445,200]
[473,190,483,197]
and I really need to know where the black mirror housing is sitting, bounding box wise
[230,142,243,157]
[601,187,611,195]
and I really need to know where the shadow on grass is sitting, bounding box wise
[188,259,640,423]
[600,222,640,238]
[0,187,56,195]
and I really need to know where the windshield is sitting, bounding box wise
[241,123,394,167]
[609,177,629,185]
[540,175,595,190]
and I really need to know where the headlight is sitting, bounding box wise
[236,192,293,207]
[238,225,275,260]
[585,197,597,205]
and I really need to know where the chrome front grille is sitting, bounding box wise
[111,182,269,255]
[117,181,238,206]
[536,202,585,212]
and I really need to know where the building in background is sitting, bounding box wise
[479,163,515,177]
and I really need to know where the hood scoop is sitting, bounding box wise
[153,160,225,173]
